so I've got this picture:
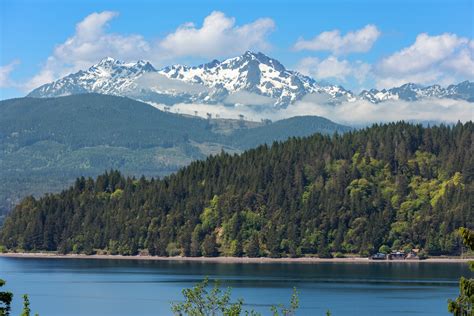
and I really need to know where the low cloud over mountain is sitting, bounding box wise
[26,51,473,124]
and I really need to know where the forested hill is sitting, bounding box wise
[0,94,349,215]
[1,122,472,257]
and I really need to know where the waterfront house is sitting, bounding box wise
[388,251,406,260]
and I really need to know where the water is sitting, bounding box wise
[0,257,471,316]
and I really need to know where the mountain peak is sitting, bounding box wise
[242,51,278,62]
[399,82,421,90]
[133,60,156,72]
[91,57,156,71]
[95,57,121,67]
[242,50,263,58]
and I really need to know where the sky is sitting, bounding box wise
[1,0,473,101]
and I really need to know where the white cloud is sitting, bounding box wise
[297,56,371,83]
[136,72,209,94]
[158,11,275,59]
[24,11,150,91]
[53,11,150,67]
[375,33,474,88]
[284,95,473,125]
[294,25,380,55]
[148,94,472,125]
[0,60,20,88]
[151,102,262,121]
[441,47,474,77]
[225,91,276,107]
[23,11,275,92]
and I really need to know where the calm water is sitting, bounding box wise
[0,257,471,316]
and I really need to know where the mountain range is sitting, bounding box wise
[28,52,474,108]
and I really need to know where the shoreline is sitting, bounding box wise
[0,252,471,264]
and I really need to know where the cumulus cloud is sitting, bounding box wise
[0,60,20,88]
[296,56,371,83]
[23,11,276,92]
[25,11,150,91]
[294,25,380,55]
[375,33,474,88]
[159,11,275,59]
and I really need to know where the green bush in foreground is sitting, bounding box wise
[448,228,474,315]
[0,280,37,316]
[172,278,305,316]
[0,279,13,316]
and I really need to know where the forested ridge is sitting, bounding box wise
[0,94,349,215]
[1,122,472,257]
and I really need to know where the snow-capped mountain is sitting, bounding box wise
[159,51,355,106]
[28,52,474,107]
[28,57,157,98]
[359,81,474,103]
[27,52,355,107]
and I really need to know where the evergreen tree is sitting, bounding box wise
[448,228,474,315]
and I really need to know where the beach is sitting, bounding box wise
[0,252,470,263]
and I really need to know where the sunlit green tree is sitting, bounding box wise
[448,228,474,315]
[171,278,303,316]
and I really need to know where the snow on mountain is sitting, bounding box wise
[27,52,355,107]
[158,51,354,107]
[358,81,474,103]
[27,52,474,107]
[28,57,156,98]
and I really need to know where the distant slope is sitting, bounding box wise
[0,94,349,213]
[0,94,220,149]
[232,116,350,149]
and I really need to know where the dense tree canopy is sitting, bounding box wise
[0,94,349,215]
[1,122,472,257]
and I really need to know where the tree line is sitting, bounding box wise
[1,122,472,257]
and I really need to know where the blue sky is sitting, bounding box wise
[1,0,473,99]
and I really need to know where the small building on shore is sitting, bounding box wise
[388,251,406,260]
[371,253,387,260]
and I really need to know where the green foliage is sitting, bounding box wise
[166,242,182,257]
[201,234,219,257]
[21,295,30,316]
[171,278,245,316]
[270,288,299,316]
[448,228,474,315]
[1,122,472,258]
[0,279,13,316]
[110,189,123,200]
[0,281,37,316]
[244,233,261,258]
[172,278,303,316]
[378,245,390,254]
